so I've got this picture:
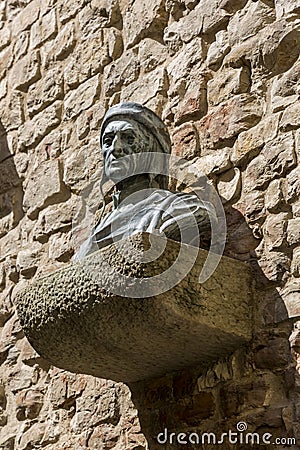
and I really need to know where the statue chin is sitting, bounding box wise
[105,163,129,183]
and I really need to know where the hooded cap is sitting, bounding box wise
[100,102,171,154]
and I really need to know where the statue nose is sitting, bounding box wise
[111,135,123,156]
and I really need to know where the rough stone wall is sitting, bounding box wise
[0,0,300,449]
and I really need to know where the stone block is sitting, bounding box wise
[286,167,300,203]
[30,9,57,49]
[13,31,29,61]
[63,138,102,192]
[1,91,24,131]
[279,102,300,131]
[265,179,285,213]
[207,67,250,107]
[287,218,300,246]
[124,0,168,48]
[23,159,65,219]
[33,197,77,242]
[244,132,296,191]
[0,79,6,100]
[231,113,280,166]
[196,94,263,150]
[172,123,200,160]
[12,0,40,32]
[217,167,241,203]
[18,102,62,150]
[103,49,139,96]
[0,47,13,81]
[174,76,208,125]
[271,61,300,112]
[15,233,253,383]
[58,0,89,24]
[104,28,123,60]
[191,148,231,176]
[0,27,11,51]
[78,0,121,40]
[291,247,300,277]
[49,231,73,261]
[51,21,76,61]
[64,35,109,88]
[206,30,230,69]
[227,0,275,46]
[281,279,300,318]
[138,38,168,73]
[64,75,99,120]
[27,67,63,117]
[167,38,205,84]
[120,66,167,105]
[275,0,300,18]
[263,212,289,251]
[10,50,41,92]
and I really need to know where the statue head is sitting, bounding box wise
[100,103,171,189]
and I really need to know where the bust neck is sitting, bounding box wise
[113,174,153,206]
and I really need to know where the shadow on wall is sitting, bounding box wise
[0,120,24,236]
[129,203,294,450]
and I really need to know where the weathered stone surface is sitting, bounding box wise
[275,0,300,19]
[271,61,300,112]
[33,197,77,243]
[103,49,139,96]
[49,232,73,261]
[263,212,289,250]
[244,132,296,191]
[64,35,110,88]
[192,148,232,176]
[15,233,253,382]
[13,31,29,61]
[227,0,275,46]
[231,114,280,166]
[265,179,286,213]
[0,27,11,52]
[217,168,241,203]
[64,75,99,120]
[172,123,200,159]
[18,102,62,150]
[10,50,41,91]
[30,9,57,49]
[78,0,121,39]
[23,159,65,219]
[287,167,300,203]
[207,30,230,69]
[287,219,300,246]
[27,67,63,117]
[120,66,167,105]
[58,0,89,24]
[280,102,300,131]
[138,39,168,73]
[63,138,102,192]
[12,0,40,32]
[16,243,43,278]
[207,67,250,107]
[50,21,76,61]
[174,76,208,125]
[167,38,205,84]
[104,27,123,60]
[196,94,263,150]
[124,0,168,48]
[1,91,24,131]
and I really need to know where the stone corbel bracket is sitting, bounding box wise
[15,233,254,383]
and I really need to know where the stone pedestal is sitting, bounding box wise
[15,233,254,383]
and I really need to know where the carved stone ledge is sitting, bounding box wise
[15,233,254,383]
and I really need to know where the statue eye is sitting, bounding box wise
[127,135,135,145]
[103,136,113,146]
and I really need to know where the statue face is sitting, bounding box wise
[101,119,149,182]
